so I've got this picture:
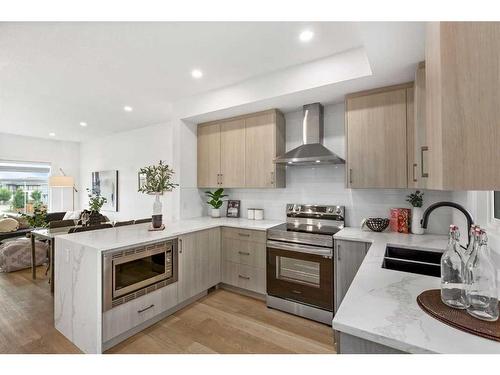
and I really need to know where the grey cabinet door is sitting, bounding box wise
[334,240,368,313]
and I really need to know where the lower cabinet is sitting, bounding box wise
[178,227,221,303]
[102,282,178,343]
[221,227,266,294]
[334,239,369,313]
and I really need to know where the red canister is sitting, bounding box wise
[390,208,411,233]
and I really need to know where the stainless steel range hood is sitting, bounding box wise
[274,103,345,166]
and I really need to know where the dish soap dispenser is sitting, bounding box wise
[441,225,467,309]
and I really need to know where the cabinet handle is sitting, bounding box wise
[349,169,353,185]
[337,244,341,261]
[412,163,418,183]
[238,274,250,280]
[421,146,429,178]
[220,173,223,186]
[137,304,155,313]
[179,238,182,254]
[270,171,275,185]
[238,251,250,255]
[238,233,250,237]
[292,290,302,294]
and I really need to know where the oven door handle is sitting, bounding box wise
[266,240,332,258]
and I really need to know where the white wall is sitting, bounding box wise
[0,133,80,212]
[79,122,178,222]
[184,103,454,234]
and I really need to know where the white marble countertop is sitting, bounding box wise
[57,217,281,252]
[332,228,500,354]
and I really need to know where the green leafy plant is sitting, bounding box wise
[13,188,26,209]
[87,188,107,213]
[0,187,12,203]
[205,188,227,209]
[30,190,42,203]
[22,202,48,228]
[406,190,424,208]
[138,160,178,194]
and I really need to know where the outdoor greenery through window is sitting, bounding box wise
[0,161,51,216]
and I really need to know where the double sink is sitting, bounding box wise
[382,245,442,277]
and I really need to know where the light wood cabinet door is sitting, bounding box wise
[178,228,221,303]
[346,87,409,188]
[197,123,221,188]
[220,119,246,187]
[245,112,275,188]
[426,22,500,190]
[334,240,368,313]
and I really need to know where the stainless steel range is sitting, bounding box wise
[266,203,344,325]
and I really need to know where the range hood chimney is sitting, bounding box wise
[274,103,345,166]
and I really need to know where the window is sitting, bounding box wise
[0,161,51,216]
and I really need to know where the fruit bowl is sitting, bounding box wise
[365,218,390,232]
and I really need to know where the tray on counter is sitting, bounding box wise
[417,289,500,342]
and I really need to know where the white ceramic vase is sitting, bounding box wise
[411,206,424,235]
[211,208,221,218]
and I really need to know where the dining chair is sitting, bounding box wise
[68,223,113,233]
[114,220,134,227]
[134,218,152,224]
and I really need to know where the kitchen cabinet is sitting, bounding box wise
[245,111,286,188]
[197,123,221,188]
[345,84,411,189]
[178,228,221,302]
[334,239,369,313]
[221,227,266,294]
[425,22,500,190]
[407,62,428,189]
[197,109,286,189]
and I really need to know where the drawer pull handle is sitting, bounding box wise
[238,233,250,237]
[292,290,302,294]
[238,275,250,280]
[412,163,418,183]
[238,251,250,255]
[137,304,155,313]
[421,146,429,178]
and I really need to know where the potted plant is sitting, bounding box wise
[22,202,48,228]
[87,188,107,226]
[406,190,424,235]
[138,160,178,229]
[205,188,227,218]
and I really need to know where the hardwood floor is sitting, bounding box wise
[0,267,336,354]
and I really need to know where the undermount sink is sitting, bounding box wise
[382,246,442,277]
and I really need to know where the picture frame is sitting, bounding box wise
[91,170,118,212]
[226,200,240,218]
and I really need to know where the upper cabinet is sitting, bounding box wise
[345,84,411,189]
[197,109,286,189]
[426,22,500,190]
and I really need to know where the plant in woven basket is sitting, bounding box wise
[138,160,178,195]
[406,190,424,208]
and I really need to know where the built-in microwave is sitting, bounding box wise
[102,239,178,311]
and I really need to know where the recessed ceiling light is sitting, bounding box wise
[123,106,133,112]
[315,160,321,163]
[79,122,87,127]
[49,132,55,137]
[299,30,314,42]
[191,69,203,79]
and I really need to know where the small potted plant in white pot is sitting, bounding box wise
[406,190,424,235]
[205,188,227,218]
[138,160,178,229]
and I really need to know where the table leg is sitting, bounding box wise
[31,233,36,280]
[50,239,55,294]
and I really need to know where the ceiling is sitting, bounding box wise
[0,22,425,142]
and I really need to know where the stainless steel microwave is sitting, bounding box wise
[102,239,178,311]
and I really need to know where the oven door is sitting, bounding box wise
[266,240,333,311]
[112,246,170,299]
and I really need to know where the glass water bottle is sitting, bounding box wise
[441,225,467,309]
[465,231,499,321]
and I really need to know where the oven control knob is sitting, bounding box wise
[327,207,333,213]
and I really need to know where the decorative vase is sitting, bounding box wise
[211,208,221,218]
[152,194,163,228]
[411,207,424,235]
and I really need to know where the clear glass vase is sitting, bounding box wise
[152,194,163,228]
[441,225,467,309]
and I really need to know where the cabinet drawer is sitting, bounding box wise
[221,227,266,244]
[102,283,178,342]
[222,261,266,294]
[222,238,266,268]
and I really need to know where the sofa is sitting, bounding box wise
[0,211,66,243]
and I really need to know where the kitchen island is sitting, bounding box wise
[332,228,500,354]
[54,217,280,353]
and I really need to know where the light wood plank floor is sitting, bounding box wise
[0,267,336,354]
